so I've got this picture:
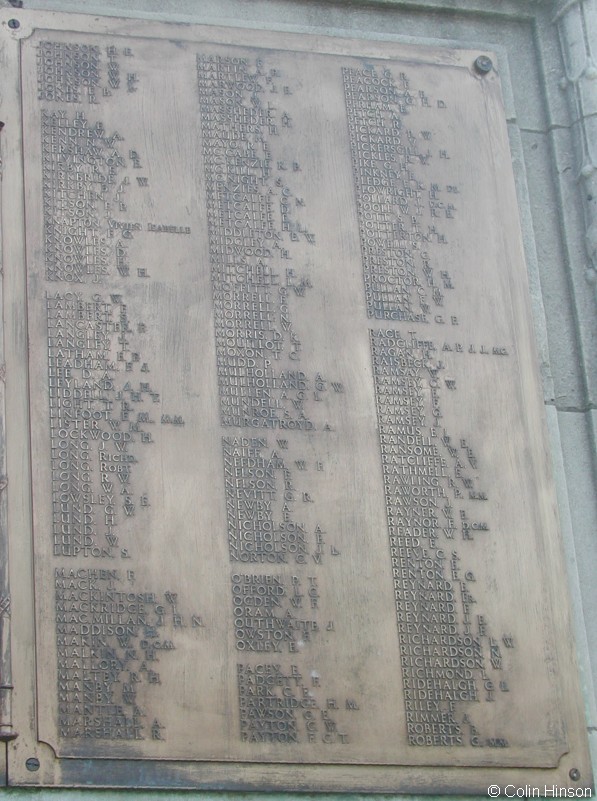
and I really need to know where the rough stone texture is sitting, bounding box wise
[549,0,597,407]
[549,121,597,407]
[550,409,597,726]
[510,124,558,403]
[519,128,586,406]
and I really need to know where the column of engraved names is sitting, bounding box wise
[343,66,455,322]
[197,54,315,430]
[41,107,140,284]
[370,330,511,748]
[224,437,322,651]
[224,436,311,568]
[37,39,139,108]
[37,41,100,104]
[223,436,354,744]
[197,53,357,748]
[48,292,112,557]
[236,664,350,745]
[47,292,162,558]
[55,567,183,740]
[37,42,200,747]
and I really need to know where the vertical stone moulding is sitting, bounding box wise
[0,117,16,745]
[555,0,597,286]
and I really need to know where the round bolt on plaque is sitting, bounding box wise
[474,55,493,74]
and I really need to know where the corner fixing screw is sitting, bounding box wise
[7,18,21,29]
[25,757,40,772]
[569,768,581,782]
[474,55,493,75]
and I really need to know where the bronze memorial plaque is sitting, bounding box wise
[0,9,592,793]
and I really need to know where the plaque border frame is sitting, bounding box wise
[0,8,592,792]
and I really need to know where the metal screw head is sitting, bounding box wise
[7,18,21,29]
[474,55,493,75]
[569,768,581,782]
[25,757,40,772]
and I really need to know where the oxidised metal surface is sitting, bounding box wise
[0,8,592,792]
